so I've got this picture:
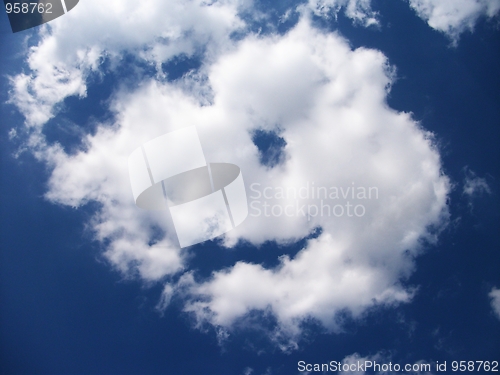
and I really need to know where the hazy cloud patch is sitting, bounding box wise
[490,288,500,320]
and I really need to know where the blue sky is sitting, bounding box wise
[1,0,499,374]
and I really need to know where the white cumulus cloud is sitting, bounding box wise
[178,19,447,342]
[8,3,450,346]
[408,0,500,42]
[8,0,250,128]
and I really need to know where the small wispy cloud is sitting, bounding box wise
[301,0,379,27]
[462,167,492,210]
[489,288,500,320]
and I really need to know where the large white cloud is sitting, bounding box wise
[169,20,449,343]
[8,3,450,345]
[7,0,251,280]
[408,0,500,41]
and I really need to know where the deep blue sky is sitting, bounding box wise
[1,1,499,374]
